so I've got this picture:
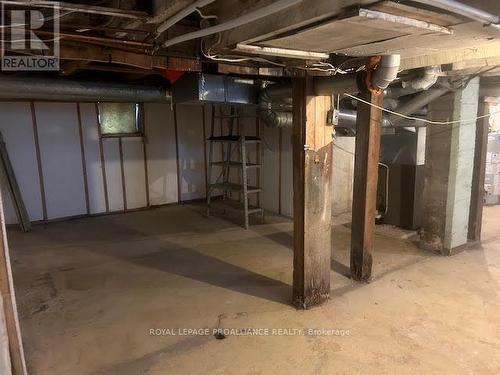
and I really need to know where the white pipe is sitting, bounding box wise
[372,55,401,90]
[412,0,500,28]
[156,0,217,35]
[162,0,302,48]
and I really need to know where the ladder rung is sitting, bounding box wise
[212,200,263,214]
[210,182,261,194]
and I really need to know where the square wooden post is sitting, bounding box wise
[350,88,383,281]
[292,76,333,308]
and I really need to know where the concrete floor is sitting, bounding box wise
[7,204,500,374]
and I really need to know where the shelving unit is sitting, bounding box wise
[206,105,264,229]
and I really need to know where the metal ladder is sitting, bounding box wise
[206,105,264,229]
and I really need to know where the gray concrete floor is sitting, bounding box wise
[7,204,500,374]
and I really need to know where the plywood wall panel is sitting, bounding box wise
[0,102,43,223]
[144,103,178,205]
[121,137,147,210]
[79,103,107,214]
[175,105,206,201]
[261,125,280,213]
[34,102,87,219]
[102,138,124,212]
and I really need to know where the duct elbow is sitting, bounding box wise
[372,55,401,90]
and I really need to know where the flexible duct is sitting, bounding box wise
[0,75,171,102]
[258,82,293,128]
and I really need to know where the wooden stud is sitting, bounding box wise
[76,103,90,215]
[118,137,127,211]
[141,104,150,207]
[350,88,383,281]
[278,127,283,215]
[292,76,333,308]
[201,105,208,197]
[29,102,48,221]
[95,103,110,213]
[468,98,489,242]
[173,105,182,203]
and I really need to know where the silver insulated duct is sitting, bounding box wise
[0,75,171,102]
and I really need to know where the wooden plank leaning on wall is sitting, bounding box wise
[0,192,27,374]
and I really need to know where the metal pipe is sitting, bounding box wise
[412,0,500,28]
[0,75,171,102]
[156,0,216,35]
[315,54,400,95]
[0,0,147,19]
[161,0,302,48]
[314,75,358,96]
[337,109,427,129]
[388,84,451,125]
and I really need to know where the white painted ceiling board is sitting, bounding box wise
[79,103,107,214]
[102,138,124,212]
[144,103,178,205]
[176,105,206,202]
[0,102,44,222]
[35,102,87,219]
[121,137,147,210]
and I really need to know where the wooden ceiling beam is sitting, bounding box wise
[58,43,200,71]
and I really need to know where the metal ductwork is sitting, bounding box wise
[258,82,293,128]
[172,73,258,105]
[261,54,401,128]
[0,75,171,102]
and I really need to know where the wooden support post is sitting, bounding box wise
[468,98,489,242]
[350,88,383,281]
[292,76,333,309]
[0,192,27,374]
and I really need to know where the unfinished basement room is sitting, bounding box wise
[1,0,500,374]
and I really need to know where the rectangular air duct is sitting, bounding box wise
[172,73,258,105]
